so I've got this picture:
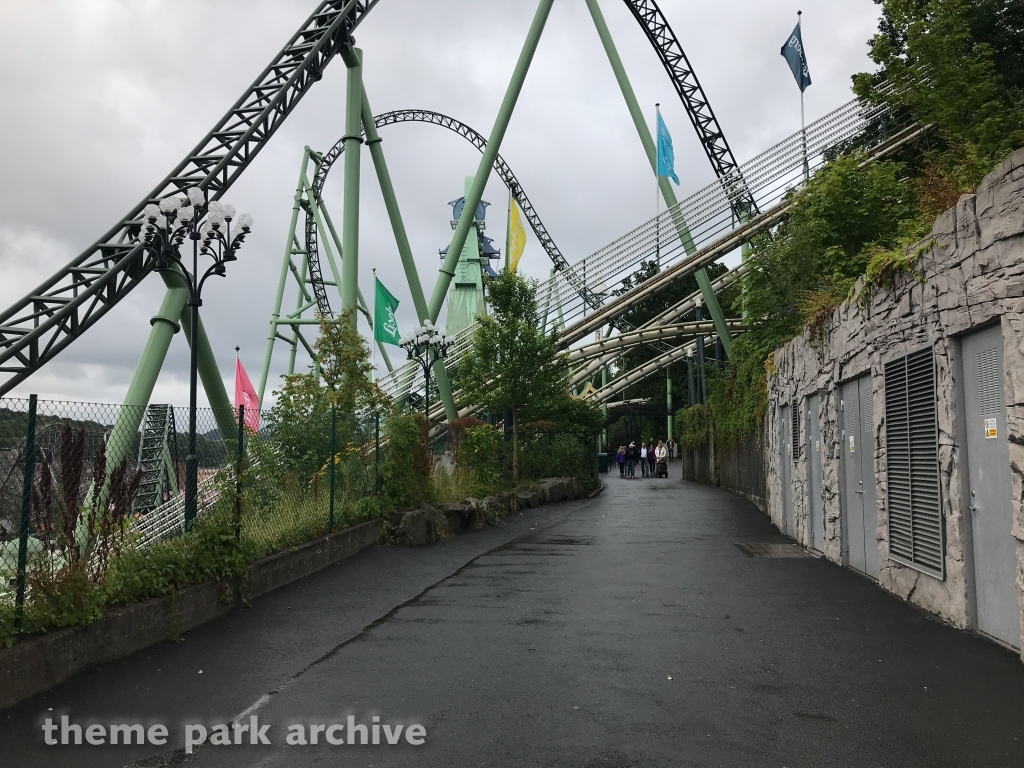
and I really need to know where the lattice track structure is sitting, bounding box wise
[134,404,179,516]
[0,0,379,396]
[305,109,602,317]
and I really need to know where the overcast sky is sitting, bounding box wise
[0,0,882,408]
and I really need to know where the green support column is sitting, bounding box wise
[260,149,312,403]
[428,0,555,322]
[308,182,394,373]
[340,47,364,328]
[104,271,189,484]
[362,88,458,420]
[666,366,673,441]
[584,0,732,356]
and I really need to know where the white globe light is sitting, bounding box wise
[208,201,225,217]
[177,207,193,223]
[142,203,161,222]
[207,212,225,228]
[159,197,181,213]
[222,204,236,220]
[187,187,205,207]
[237,213,253,230]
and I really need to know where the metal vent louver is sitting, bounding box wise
[791,398,800,463]
[977,347,1001,417]
[884,347,944,579]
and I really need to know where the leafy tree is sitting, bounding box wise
[855,0,1024,187]
[459,270,571,486]
[742,151,918,346]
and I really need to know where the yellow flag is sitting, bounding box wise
[508,199,527,271]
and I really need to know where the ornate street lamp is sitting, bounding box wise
[400,321,453,422]
[137,189,252,531]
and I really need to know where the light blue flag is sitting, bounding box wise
[656,112,680,185]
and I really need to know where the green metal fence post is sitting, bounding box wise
[329,406,337,531]
[14,394,37,635]
[235,405,245,540]
[375,411,381,496]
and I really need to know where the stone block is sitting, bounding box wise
[515,489,540,509]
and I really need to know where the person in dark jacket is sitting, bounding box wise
[616,445,626,477]
[626,442,638,478]
[648,438,658,476]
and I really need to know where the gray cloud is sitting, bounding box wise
[0,0,879,406]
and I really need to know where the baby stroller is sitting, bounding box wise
[655,456,668,478]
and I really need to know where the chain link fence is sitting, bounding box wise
[0,396,382,644]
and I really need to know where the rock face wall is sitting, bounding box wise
[767,148,1024,656]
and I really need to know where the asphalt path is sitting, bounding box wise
[3,464,1024,767]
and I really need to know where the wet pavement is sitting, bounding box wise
[3,465,1024,767]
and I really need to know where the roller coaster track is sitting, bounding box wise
[305,109,602,317]
[0,0,749,396]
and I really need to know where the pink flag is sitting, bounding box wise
[234,356,261,432]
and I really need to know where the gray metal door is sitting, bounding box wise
[962,325,1019,648]
[859,378,880,578]
[841,381,864,571]
[807,395,824,552]
[780,404,792,536]
[841,377,870,575]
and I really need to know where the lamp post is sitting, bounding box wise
[400,321,453,422]
[137,189,252,531]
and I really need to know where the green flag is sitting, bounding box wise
[374,276,402,345]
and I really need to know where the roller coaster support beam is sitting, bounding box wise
[103,269,232,509]
[428,0,555,324]
[260,149,313,404]
[341,47,364,329]
[584,0,732,356]
[361,89,458,420]
[304,170,393,371]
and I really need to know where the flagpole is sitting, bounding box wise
[799,10,809,182]
[655,102,661,269]
[506,187,512,272]
[371,268,377,381]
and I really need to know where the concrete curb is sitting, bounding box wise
[0,519,382,711]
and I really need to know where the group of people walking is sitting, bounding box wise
[615,439,672,479]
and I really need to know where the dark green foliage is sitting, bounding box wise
[742,151,921,347]
[378,413,429,510]
[518,433,593,486]
[856,0,1024,187]
[459,270,572,484]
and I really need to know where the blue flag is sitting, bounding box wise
[781,22,812,92]
[656,112,679,185]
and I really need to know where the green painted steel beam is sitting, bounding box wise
[260,149,312,403]
[360,86,454,417]
[340,47,363,328]
[428,0,555,322]
[584,0,732,356]
[308,181,394,373]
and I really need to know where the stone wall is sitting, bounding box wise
[766,148,1024,655]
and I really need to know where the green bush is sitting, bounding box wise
[379,413,429,510]
[519,433,593,486]
[461,424,504,486]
